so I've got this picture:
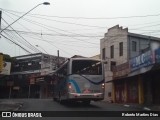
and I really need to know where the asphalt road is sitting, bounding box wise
[19,99,138,111]
[1,99,159,120]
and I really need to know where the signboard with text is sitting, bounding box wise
[130,50,155,71]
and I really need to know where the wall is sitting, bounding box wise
[100,25,128,101]
[100,25,128,82]
[128,35,160,59]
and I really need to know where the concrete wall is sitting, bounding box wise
[100,25,128,101]
[100,25,128,82]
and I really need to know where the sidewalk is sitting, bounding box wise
[0,101,23,111]
[102,100,160,111]
[123,103,160,111]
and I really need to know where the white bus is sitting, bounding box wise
[53,58,105,104]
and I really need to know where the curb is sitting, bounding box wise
[0,102,24,111]
[0,102,23,117]
[13,103,23,111]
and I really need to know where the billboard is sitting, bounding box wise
[0,62,11,75]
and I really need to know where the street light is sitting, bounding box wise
[0,2,50,34]
[36,45,48,54]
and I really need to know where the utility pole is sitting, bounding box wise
[0,11,1,33]
[57,50,59,68]
[0,2,50,34]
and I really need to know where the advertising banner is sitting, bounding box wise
[130,50,155,71]
[155,48,160,63]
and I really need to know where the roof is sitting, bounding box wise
[90,54,100,60]
[128,32,160,41]
[71,55,86,58]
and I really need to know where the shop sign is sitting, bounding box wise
[0,62,11,75]
[155,48,160,63]
[130,50,155,71]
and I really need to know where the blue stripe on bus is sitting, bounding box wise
[68,74,104,85]
[79,75,104,85]
[86,79,104,85]
[68,79,81,93]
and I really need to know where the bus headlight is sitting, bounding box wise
[102,83,105,89]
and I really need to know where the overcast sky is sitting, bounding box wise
[0,0,160,58]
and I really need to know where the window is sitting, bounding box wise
[110,61,116,71]
[110,45,114,58]
[102,48,105,60]
[132,41,137,52]
[72,60,102,75]
[119,42,123,56]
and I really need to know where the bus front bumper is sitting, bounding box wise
[68,93,104,100]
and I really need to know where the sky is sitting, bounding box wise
[0,0,160,58]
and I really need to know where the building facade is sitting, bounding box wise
[100,25,160,104]
[0,53,67,98]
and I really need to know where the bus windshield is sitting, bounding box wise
[72,60,102,75]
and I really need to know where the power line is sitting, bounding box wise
[1,34,32,54]
[2,12,76,56]
[1,17,41,53]
[18,30,97,56]
[3,10,99,45]
[4,29,103,37]
[2,8,160,20]
[4,9,160,40]
[2,11,99,56]
[3,9,159,37]
[40,36,73,56]
[2,12,43,53]
[21,34,99,48]
[4,8,160,33]
[26,14,105,28]
[4,8,160,35]
[2,9,106,33]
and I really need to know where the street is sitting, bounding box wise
[18,99,140,111]
[1,98,142,111]
[1,99,160,120]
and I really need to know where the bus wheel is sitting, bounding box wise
[82,100,91,105]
